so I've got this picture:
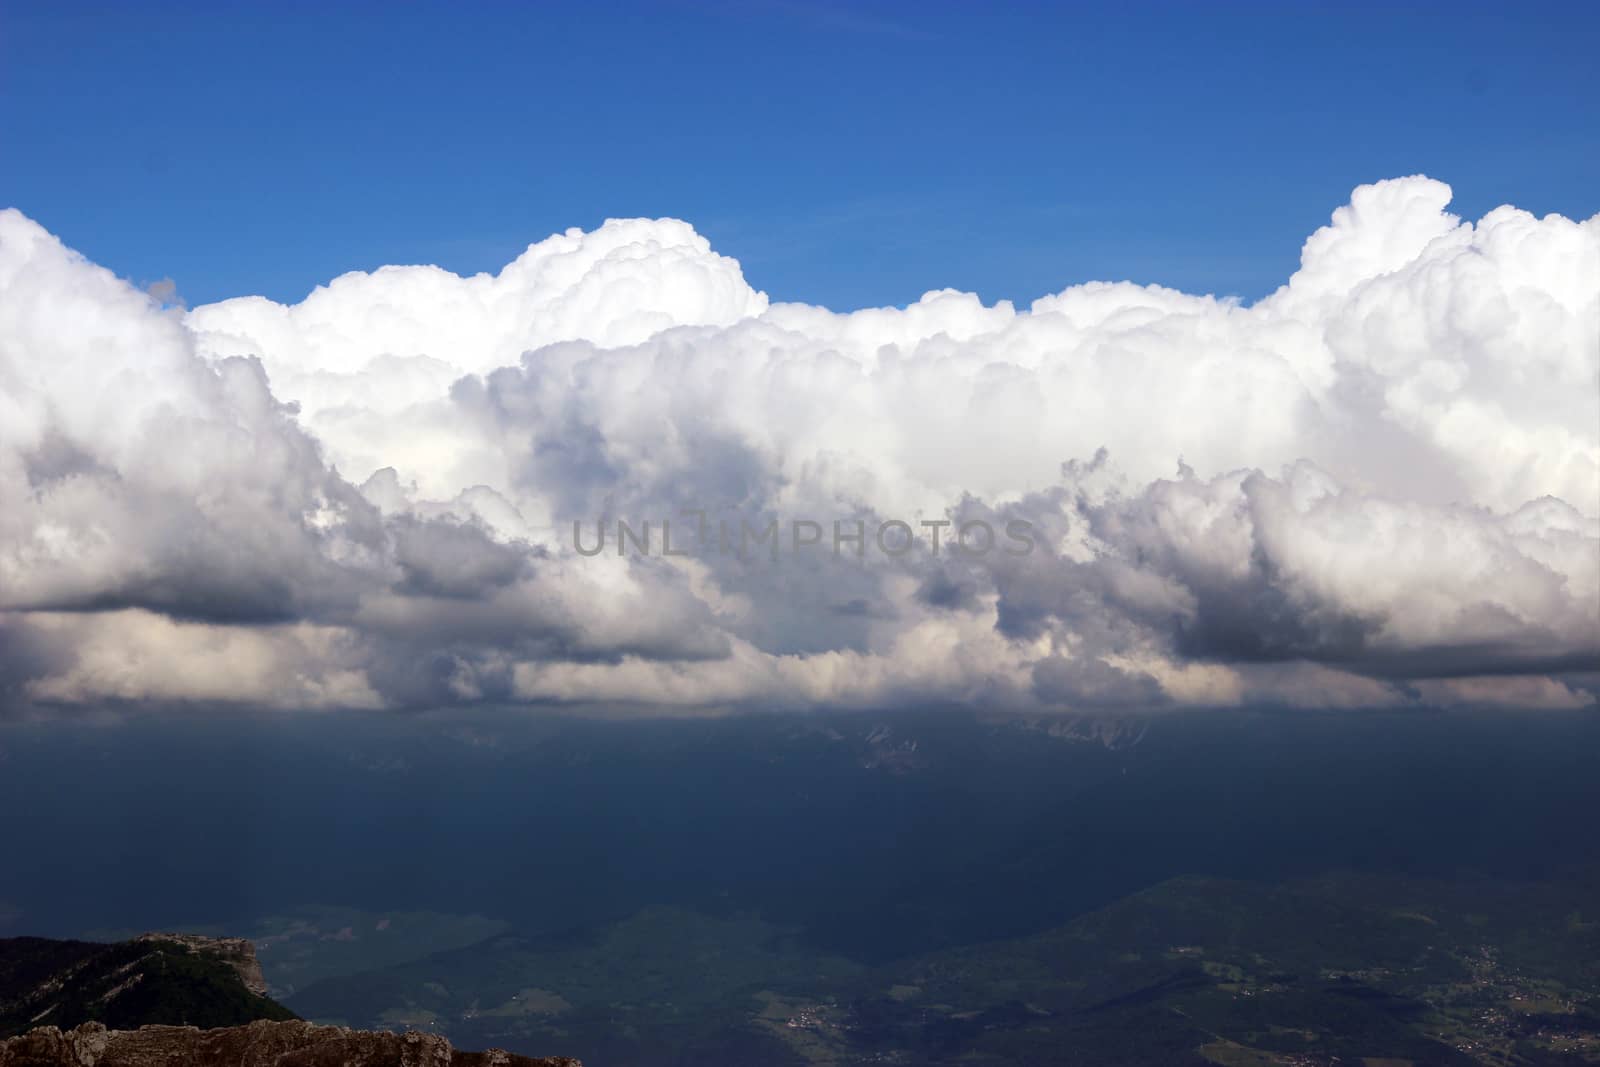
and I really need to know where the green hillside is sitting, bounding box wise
[0,935,297,1037]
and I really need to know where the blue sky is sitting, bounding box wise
[2,1,1596,310]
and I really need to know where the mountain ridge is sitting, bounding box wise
[0,1018,579,1066]
[0,937,580,1066]
[0,934,294,1038]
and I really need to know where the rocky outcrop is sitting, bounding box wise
[0,935,295,1037]
[131,935,268,997]
[0,1020,580,1067]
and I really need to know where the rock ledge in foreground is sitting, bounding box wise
[0,1019,580,1067]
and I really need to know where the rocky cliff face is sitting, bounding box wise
[0,1019,580,1067]
[130,935,268,997]
[0,935,295,1037]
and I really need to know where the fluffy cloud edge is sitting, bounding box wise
[1,176,1597,718]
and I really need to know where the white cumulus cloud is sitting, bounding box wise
[0,176,1595,716]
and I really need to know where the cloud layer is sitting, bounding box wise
[2,176,1596,716]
